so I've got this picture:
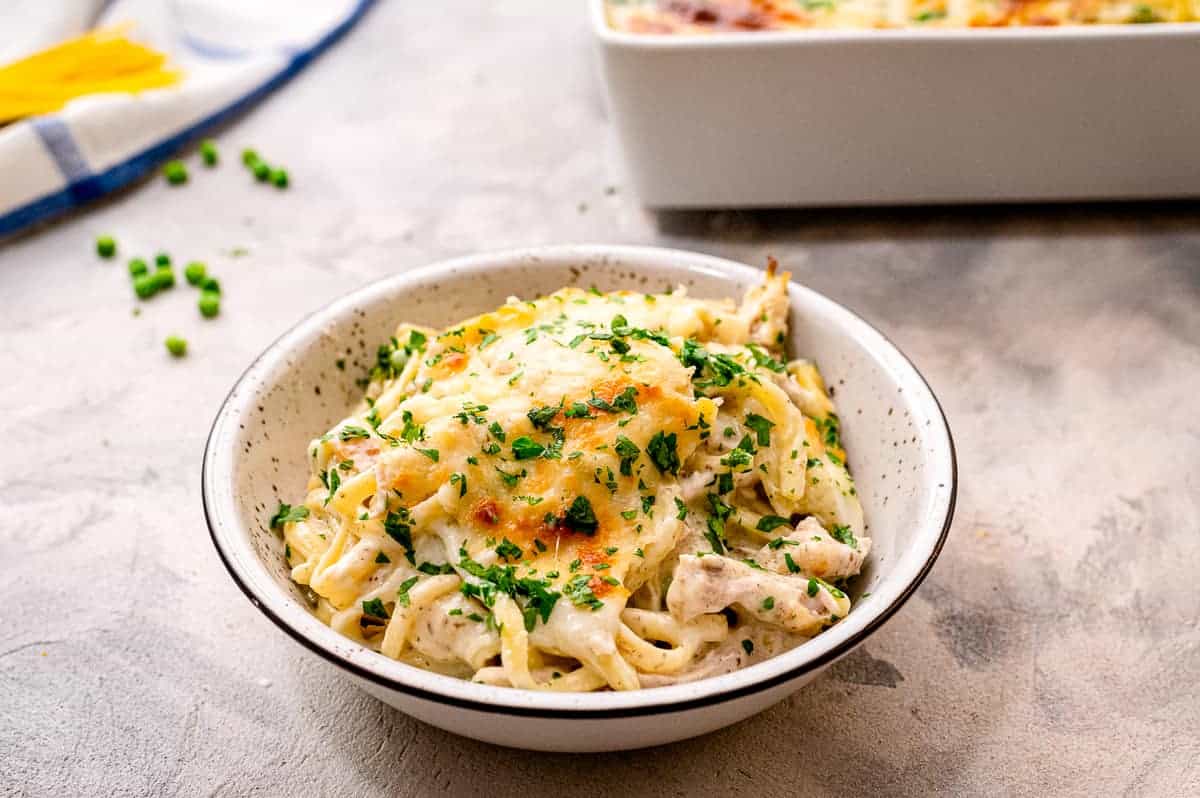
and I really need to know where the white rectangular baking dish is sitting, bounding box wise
[591,1,1200,207]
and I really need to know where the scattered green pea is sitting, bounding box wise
[165,336,188,357]
[199,291,220,318]
[128,258,148,277]
[96,235,116,258]
[155,252,171,267]
[201,276,220,295]
[184,261,207,286]
[270,168,289,189]
[241,148,259,166]
[252,161,270,181]
[153,266,175,290]
[163,160,188,185]
[389,349,409,371]
[133,274,158,299]
[199,139,218,167]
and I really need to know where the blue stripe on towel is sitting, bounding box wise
[180,33,253,60]
[0,0,374,238]
[30,118,91,182]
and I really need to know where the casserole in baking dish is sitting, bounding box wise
[594,0,1200,206]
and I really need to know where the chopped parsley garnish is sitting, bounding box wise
[807,577,819,596]
[746,343,786,373]
[679,339,746,388]
[564,401,593,419]
[384,510,416,564]
[744,413,775,447]
[338,425,371,441]
[399,411,425,444]
[674,497,688,520]
[560,495,599,535]
[457,549,561,630]
[785,553,801,574]
[563,574,604,611]
[815,413,842,451]
[415,447,439,462]
[704,517,727,555]
[488,421,506,442]
[495,538,523,561]
[614,435,640,476]
[542,428,565,461]
[511,436,545,460]
[641,494,655,515]
[482,442,502,456]
[375,551,391,564]
[756,515,792,533]
[320,467,341,505]
[396,575,420,607]
[741,639,754,655]
[634,547,645,558]
[478,330,499,349]
[361,597,389,618]
[449,472,468,497]
[418,561,455,575]
[270,503,309,529]
[527,402,562,430]
[721,444,753,469]
[588,386,638,415]
[646,431,680,475]
[768,537,799,550]
[454,402,489,425]
[831,524,858,550]
[620,509,638,521]
[495,466,523,487]
[762,596,775,611]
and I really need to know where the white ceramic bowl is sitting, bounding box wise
[203,245,956,752]
[591,0,1200,207]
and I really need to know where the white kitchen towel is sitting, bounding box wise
[0,0,372,237]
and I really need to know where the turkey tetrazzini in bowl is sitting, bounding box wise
[273,261,868,692]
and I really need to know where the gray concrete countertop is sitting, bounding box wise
[2,3,1198,796]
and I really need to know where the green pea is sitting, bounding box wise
[128,258,148,277]
[270,168,289,189]
[163,160,188,185]
[184,261,207,286]
[165,336,188,357]
[253,161,270,181]
[199,291,220,318]
[134,274,158,299]
[96,235,116,258]
[155,252,171,267]
[153,267,175,290]
[241,148,259,166]
[389,348,410,371]
[201,276,220,295]
[199,139,218,167]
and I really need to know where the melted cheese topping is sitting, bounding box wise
[276,264,869,691]
[606,0,1195,31]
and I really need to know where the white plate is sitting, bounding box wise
[592,1,1200,207]
[202,245,956,751]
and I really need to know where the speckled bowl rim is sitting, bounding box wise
[202,244,956,718]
